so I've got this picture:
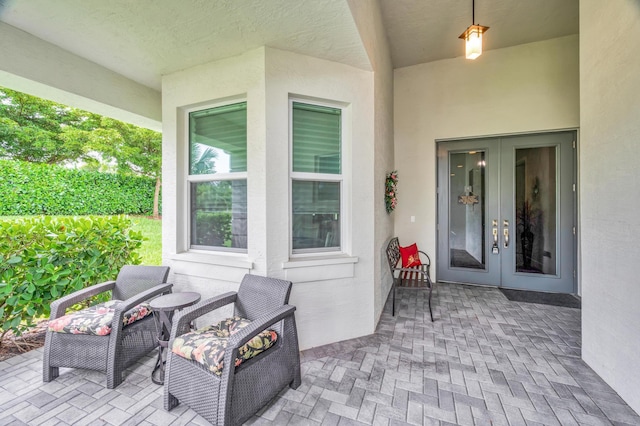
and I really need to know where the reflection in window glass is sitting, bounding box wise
[189,102,247,175]
[515,147,556,275]
[449,151,486,269]
[190,180,247,250]
[292,103,341,174]
[292,180,340,250]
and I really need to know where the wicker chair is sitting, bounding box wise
[43,265,171,388]
[164,274,301,426]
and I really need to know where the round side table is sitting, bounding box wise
[150,291,201,385]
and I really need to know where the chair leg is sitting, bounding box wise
[392,285,396,316]
[428,281,434,322]
[43,365,59,382]
[107,370,123,389]
[42,333,59,382]
[165,390,180,411]
[291,364,302,389]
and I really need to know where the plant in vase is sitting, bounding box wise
[516,200,538,270]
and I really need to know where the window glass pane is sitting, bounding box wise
[292,180,340,250]
[191,180,247,249]
[292,102,341,174]
[189,102,247,175]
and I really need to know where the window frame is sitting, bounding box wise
[289,97,349,257]
[185,99,248,253]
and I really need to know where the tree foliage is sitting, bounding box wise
[0,87,163,216]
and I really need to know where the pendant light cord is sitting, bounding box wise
[472,0,475,25]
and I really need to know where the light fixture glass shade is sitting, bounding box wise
[459,24,489,60]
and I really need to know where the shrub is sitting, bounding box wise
[0,159,158,216]
[0,215,144,346]
[193,212,232,247]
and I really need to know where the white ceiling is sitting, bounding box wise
[0,0,578,91]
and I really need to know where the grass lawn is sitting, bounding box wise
[129,216,162,265]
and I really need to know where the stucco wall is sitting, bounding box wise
[348,0,396,323]
[162,47,377,350]
[393,35,579,281]
[580,0,640,413]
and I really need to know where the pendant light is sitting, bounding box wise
[458,0,489,60]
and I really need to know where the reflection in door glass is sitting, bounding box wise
[449,151,485,269]
[515,147,557,274]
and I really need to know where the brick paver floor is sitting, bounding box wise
[1,282,639,425]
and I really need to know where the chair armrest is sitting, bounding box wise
[418,250,432,266]
[219,305,297,386]
[170,292,238,340]
[49,281,116,319]
[227,305,297,351]
[112,283,173,317]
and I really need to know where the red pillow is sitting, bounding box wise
[399,243,422,268]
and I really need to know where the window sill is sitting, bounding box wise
[282,255,358,269]
[170,252,253,270]
[282,255,358,283]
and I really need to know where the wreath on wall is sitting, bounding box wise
[385,170,398,213]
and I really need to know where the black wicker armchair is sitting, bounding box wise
[43,265,171,388]
[164,274,301,426]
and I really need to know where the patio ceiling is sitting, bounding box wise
[0,0,578,91]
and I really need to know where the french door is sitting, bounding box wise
[436,132,576,293]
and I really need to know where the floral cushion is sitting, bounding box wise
[48,300,152,336]
[171,316,278,375]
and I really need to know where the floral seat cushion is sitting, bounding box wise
[48,300,152,336]
[171,316,278,375]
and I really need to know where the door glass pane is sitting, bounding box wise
[449,151,486,269]
[515,147,556,274]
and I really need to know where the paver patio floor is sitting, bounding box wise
[1,282,639,425]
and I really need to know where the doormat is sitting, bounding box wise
[499,288,581,309]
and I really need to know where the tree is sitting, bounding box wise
[0,87,95,164]
[89,117,163,218]
[0,86,163,217]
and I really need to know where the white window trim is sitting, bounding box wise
[288,97,352,258]
[183,98,248,254]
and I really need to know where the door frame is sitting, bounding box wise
[435,129,579,294]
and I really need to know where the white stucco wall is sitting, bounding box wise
[348,0,396,322]
[580,0,640,413]
[0,22,161,130]
[162,47,377,350]
[394,35,580,281]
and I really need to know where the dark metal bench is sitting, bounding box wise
[386,237,434,321]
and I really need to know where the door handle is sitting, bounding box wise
[503,220,509,248]
[492,220,499,254]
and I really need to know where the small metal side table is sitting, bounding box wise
[150,292,201,385]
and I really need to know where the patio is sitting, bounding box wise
[1,283,638,426]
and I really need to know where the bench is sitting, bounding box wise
[386,237,434,321]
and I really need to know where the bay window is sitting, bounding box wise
[291,101,343,254]
[188,102,247,251]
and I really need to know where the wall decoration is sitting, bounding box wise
[385,171,398,213]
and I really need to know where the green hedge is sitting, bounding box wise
[0,160,157,215]
[0,215,143,343]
